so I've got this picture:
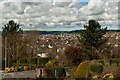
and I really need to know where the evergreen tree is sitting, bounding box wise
[2,20,23,59]
[77,19,109,60]
[2,20,22,36]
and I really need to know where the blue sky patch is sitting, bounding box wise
[80,2,89,6]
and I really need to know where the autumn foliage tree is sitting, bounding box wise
[64,46,83,66]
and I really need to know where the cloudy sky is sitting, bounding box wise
[0,0,119,31]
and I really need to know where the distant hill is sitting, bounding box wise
[0,30,120,34]
[23,30,120,34]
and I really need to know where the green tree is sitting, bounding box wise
[2,20,22,36]
[77,19,109,60]
[2,20,23,59]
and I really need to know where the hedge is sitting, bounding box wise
[29,57,37,65]
[2,59,5,70]
[37,58,49,67]
[8,59,16,67]
[19,58,27,63]
[2,57,49,70]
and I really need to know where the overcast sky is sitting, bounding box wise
[0,0,119,31]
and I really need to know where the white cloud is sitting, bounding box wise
[76,0,118,26]
[0,0,119,30]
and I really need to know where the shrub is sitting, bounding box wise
[5,67,10,72]
[14,66,22,72]
[103,61,118,76]
[64,66,78,77]
[18,58,28,67]
[14,66,19,72]
[74,62,88,78]
[2,59,5,70]
[110,59,119,66]
[103,74,114,79]
[29,57,37,65]
[44,67,52,77]
[64,67,72,72]
[8,59,16,67]
[92,75,102,79]
[20,67,24,71]
[24,66,28,71]
[64,46,83,65]
[32,64,37,70]
[99,60,104,65]
[28,64,37,70]
[19,58,27,64]
[10,67,15,71]
[50,67,66,78]
[44,67,65,78]
[45,59,57,67]
[37,58,49,67]
[90,65,103,74]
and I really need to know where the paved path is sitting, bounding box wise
[1,70,36,79]
[0,70,4,80]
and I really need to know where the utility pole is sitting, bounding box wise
[0,34,2,70]
[5,36,7,69]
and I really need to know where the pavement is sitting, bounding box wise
[1,70,36,79]
[0,70,3,80]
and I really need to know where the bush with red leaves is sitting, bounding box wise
[64,46,83,66]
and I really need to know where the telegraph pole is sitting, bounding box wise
[5,36,7,69]
[0,34,2,70]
